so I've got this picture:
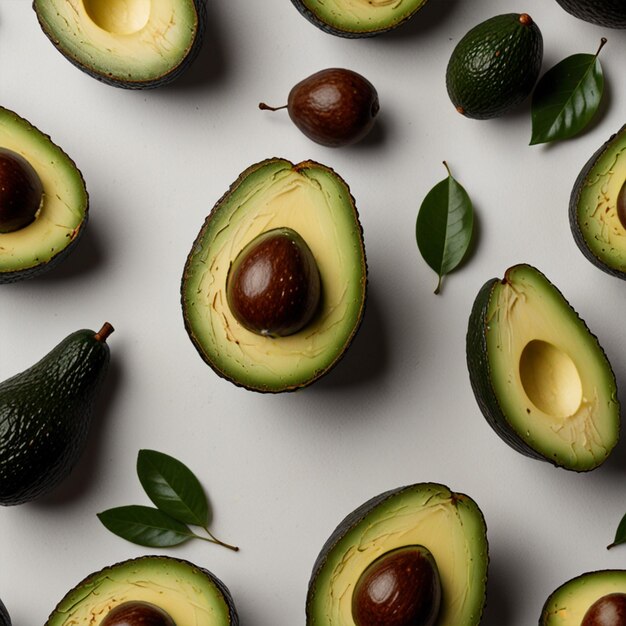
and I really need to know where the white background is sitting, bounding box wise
[1,1,626,625]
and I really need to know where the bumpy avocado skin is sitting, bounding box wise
[32,0,206,89]
[554,0,626,28]
[569,125,626,279]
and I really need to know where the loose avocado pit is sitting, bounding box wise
[101,602,176,626]
[352,546,441,626]
[0,148,43,233]
[226,228,321,337]
[582,593,626,626]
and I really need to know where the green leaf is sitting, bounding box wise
[608,512,626,549]
[416,162,474,294]
[137,449,209,527]
[97,505,194,547]
[530,39,607,145]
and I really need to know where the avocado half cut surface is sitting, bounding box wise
[0,107,88,283]
[570,125,626,279]
[467,264,619,471]
[291,0,429,37]
[33,0,205,88]
[554,0,626,28]
[181,158,367,393]
[45,556,238,626]
[540,570,626,625]
[306,483,488,626]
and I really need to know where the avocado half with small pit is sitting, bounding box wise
[181,158,367,393]
[0,107,88,283]
[540,570,626,625]
[33,0,205,88]
[306,483,488,626]
[554,0,626,28]
[570,125,626,278]
[291,0,429,37]
[45,556,238,626]
[467,264,619,471]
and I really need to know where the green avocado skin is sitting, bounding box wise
[554,0,626,28]
[446,13,543,119]
[0,328,110,505]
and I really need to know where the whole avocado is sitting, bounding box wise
[446,13,543,119]
[554,0,626,28]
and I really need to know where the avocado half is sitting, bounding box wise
[467,264,619,471]
[554,0,626,28]
[306,483,488,626]
[570,125,626,279]
[33,0,205,88]
[291,0,429,37]
[45,556,238,626]
[540,570,626,625]
[181,158,367,393]
[0,107,88,283]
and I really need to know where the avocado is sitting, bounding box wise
[0,107,88,283]
[45,556,238,626]
[446,13,543,119]
[467,264,619,472]
[540,570,626,625]
[554,0,626,28]
[181,158,367,393]
[306,483,488,626]
[0,599,10,626]
[33,0,205,88]
[290,0,429,37]
[570,125,626,279]
[0,323,114,505]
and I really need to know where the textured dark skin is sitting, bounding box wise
[582,593,626,625]
[287,68,379,147]
[0,327,111,505]
[352,546,441,626]
[0,598,10,626]
[0,148,43,234]
[226,228,321,337]
[101,602,175,626]
[554,0,626,28]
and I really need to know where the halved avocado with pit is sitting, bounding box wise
[33,0,205,88]
[181,158,367,393]
[0,107,88,283]
[306,483,488,626]
[45,556,238,626]
[291,0,429,37]
[467,264,619,471]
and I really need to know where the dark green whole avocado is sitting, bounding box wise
[0,107,88,283]
[0,323,114,505]
[0,599,10,626]
[467,264,619,471]
[570,125,626,279]
[554,0,626,28]
[290,0,429,37]
[33,0,205,88]
[45,556,238,626]
[540,570,626,625]
[306,483,488,626]
[446,13,543,119]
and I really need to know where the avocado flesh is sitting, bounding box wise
[572,125,626,277]
[45,556,238,626]
[306,483,488,626]
[292,0,428,36]
[541,570,626,625]
[33,0,204,88]
[181,158,366,393]
[0,107,87,282]
[469,264,619,471]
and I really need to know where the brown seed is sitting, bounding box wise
[100,602,176,626]
[582,593,626,626]
[616,180,626,230]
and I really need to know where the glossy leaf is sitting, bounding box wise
[137,449,209,527]
[608,512,626,549]
[416,162,474,294]
[530,39,606,145]
[97,505,194,547]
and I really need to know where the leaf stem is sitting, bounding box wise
[596,37,608,57]
[442,161,452,178]
[198,527,240,552]
[434,274,442,295]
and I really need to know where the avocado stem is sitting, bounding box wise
[596,37,608,57]
[518,13,533,26]
[259,102,288,112]
[95,322,115,342]
[197,527,239,552]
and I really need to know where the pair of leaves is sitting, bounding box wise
[416,162,474,294]
[98,449,238,551]
[530,39,607,145]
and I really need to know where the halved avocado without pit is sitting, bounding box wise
[467,264,619,471]
[181,158,367,393]
[33,0,205,88]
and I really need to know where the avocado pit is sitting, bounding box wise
[617,180,626,231]
[0,148,43,234]
[352,545,442,626]
[581,593,626,626]
[101,602,176,626]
